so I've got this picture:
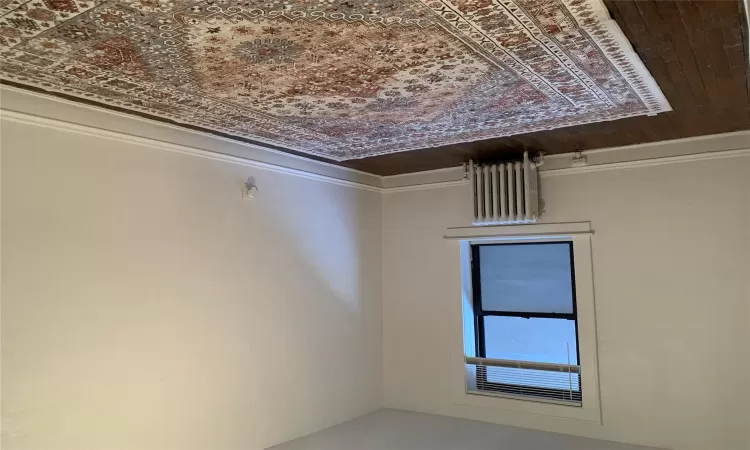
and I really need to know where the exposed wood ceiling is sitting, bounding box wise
[343,0,750,175]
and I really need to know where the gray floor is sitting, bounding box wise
[268,409,663,450]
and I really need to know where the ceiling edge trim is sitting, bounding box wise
[6,104,748,194]
[1,109,383,193]
[540,145,750,177]
[382,166,464,189]
[3,86,748,191]
[0,85,382,189]
[382,131,750,192]
[382,179,469,193]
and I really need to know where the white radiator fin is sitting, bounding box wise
[469,152,539,226]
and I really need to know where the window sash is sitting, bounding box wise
[476,310,576,320]
[475,242,575,314]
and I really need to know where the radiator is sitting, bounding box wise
[468,151,540,226]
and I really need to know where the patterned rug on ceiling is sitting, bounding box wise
[0,0,670,161]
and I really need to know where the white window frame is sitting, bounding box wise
[446,222,602,424]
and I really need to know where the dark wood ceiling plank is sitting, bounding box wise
[633,0,697,117]
[674,0,724,115]
[654,0,710,116]
[717,1,749,121]
[702,8,746,126]
[608,1,686,114]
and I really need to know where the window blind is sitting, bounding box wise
[466,356,582,406]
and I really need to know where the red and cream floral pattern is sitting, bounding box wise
[0,0,670,160]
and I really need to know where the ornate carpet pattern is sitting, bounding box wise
[0,0,670,160]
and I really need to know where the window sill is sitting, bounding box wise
[454,381,601,424]
[467,388,582,408]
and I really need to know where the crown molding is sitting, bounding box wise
[540,130,750,172]
[382,179,468,193]
[540,145,750,177]
[3,85,748,194]
[381,131,750,191]
[0,109,384,193]
[381,166,467,191]
[0,85,383,190]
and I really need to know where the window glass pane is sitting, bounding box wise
[484,316,578,364]
[478,243,574,314]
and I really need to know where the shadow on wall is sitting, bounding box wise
[251,174,382,448]
[0,124,381,450]
[116,166,383,449]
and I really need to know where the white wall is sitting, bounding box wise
[3,109,749,450]
[1,117,383,450]
[382,156,750,450]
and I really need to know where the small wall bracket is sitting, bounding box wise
[532,152,545,168]
[571,151,588,167]
[243,177,258,200]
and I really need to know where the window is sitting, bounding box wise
[449,222,600,422]
[468,242,582,405]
